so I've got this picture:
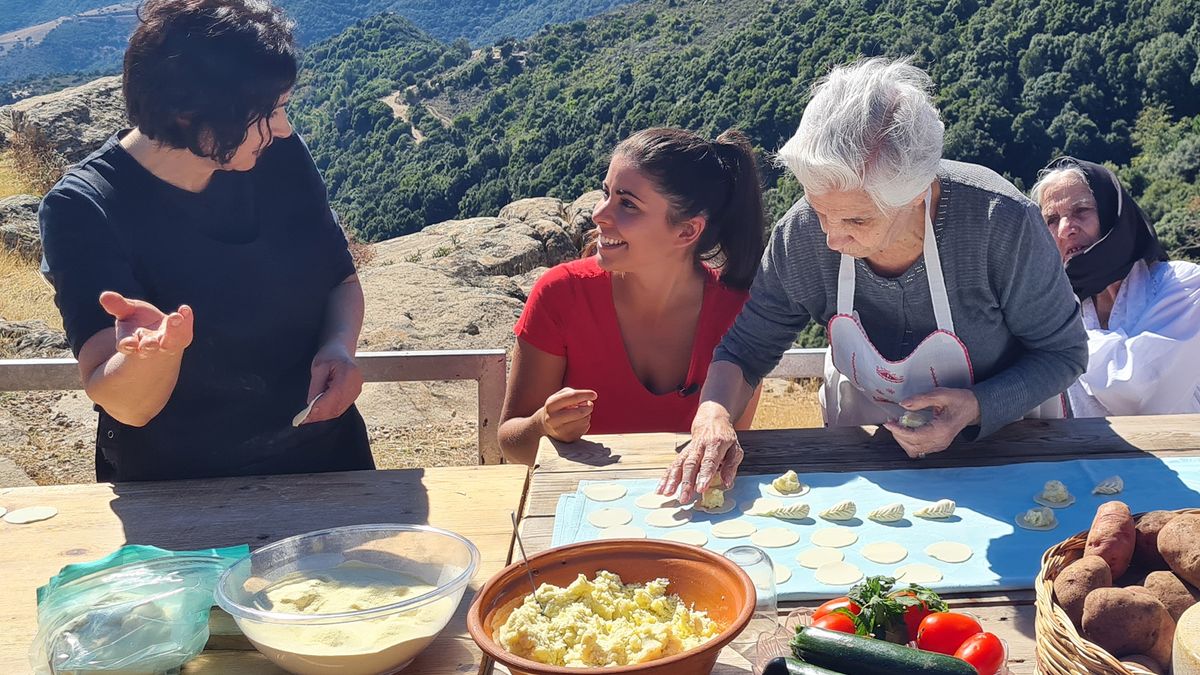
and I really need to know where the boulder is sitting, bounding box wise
[567,190,603,246]
[0,76,125,163]
[0,194,42,260]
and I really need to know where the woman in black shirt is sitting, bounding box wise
[39,0,373,481]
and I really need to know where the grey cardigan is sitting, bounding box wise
[714,160,1087,438]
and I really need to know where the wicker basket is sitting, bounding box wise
[1034,507,1200,675]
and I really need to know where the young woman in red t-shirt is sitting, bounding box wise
[499,127,767,464]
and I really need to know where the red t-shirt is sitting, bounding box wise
[514,257,749,434]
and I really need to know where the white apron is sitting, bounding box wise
[820,189,1065,426]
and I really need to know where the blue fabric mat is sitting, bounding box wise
[552,456,1200,600]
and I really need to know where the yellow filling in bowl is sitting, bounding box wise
[496,570,721,667]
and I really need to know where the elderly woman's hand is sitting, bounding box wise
[883,387,981,458]
[657,402,744,503]
[302,343,363,424]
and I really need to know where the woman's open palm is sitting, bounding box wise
[99,291,194,358]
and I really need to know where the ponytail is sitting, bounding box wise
[609,127,766,289]
[703,130,766,289]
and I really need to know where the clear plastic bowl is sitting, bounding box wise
[215,524,479,675]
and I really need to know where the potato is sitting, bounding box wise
[1158,514,1200,587]
[1121,654,1165,675]
[1146,604,1175,670]
[1054,556,1112,628]
[1085,501,1136,579]
[1082,587,1164,655]
[1144,570,1200,622]
[1134,511,1178,570]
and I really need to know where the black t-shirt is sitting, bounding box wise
[39,131,372,481]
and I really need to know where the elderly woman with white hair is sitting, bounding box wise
[659,57,1087,503]
[1031,156,1200,418]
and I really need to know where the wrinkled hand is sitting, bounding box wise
[538,388,596,442]
[302,343,363,424]
[658,403,743,504]
[99,291,193,359]
[883,387,981,459]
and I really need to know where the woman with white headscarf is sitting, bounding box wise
[659,57,1087,504]
[1032,156,1200,417]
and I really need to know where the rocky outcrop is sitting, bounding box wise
[0,194,41,260]
[361,195,594,352]
[0,320,70,358]
[0,76,125,163]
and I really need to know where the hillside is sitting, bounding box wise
[0,0,635,95]
[292,0,1200,267]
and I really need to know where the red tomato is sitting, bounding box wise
[811,611,857,634]
[894,591,935,641]
[916,612,983,655]
[812,597,862,621]
[954,632,1005,675]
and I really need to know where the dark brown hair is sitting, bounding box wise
[585,128,767,289]
[123,0,299,163]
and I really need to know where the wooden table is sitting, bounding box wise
[516,414,1200,674]
[0,465,529,675]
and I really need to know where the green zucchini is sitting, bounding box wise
[790,626,978,675]
[761,656,846,675]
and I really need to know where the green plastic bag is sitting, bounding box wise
[30,544,248,674]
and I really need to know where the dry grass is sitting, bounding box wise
[0,248,60,328]
[752,378,824,429]
[0,150,37,198]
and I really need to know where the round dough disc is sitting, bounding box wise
[3,506,57,525]
[774,564,793,585]
[588,507,632,528]
[765,484,811,498]
[645,508,693,529]
[595,524,646,539]
[751,527,801,548]
[694,497,737,515]
[635,492,680,510]
[711,520,757,539]
[661,529,708,546]
[862,542,909,564]
[925,541,973,563]
[810,528,858,548]
[895,563,943,584]
[743,497,783,516]
[583,483,627,502]
[814,561,863,586]
[796,547,844,569]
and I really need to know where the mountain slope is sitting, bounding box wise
[0,0,635,93]
[291,0,1200,244]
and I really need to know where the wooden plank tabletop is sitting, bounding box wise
[0,465,529,675]
[513,414,1200,674]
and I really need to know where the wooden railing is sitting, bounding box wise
[0,347,825,464]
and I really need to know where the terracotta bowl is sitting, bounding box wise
[467,539,755,675]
